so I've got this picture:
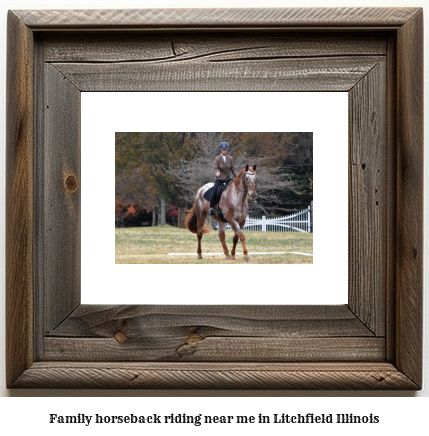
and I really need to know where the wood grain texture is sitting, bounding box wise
[44,337,385,362]
[348,61,386,335]
[52,56,384,92]
[42,33,388,63]
[14,8,420,29]
[47,305,375,338]
[395,9,424,388]
[6,7,423,390]
[44,305,381,362]
[43,64,81,333]
[33,37,46,360]
[11,362,419,390]
[384,34,398,364]
[6,11,35,388]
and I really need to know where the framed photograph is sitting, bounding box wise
[6,7,423,389]
[84,92,347,306]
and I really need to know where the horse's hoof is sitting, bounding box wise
[245,257,251,263]
[230,256,236,260]
[197,255,203,260]
[225,255,231,260]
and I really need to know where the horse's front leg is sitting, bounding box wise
[229,221,250,263]
[217,222,231,260]
[230,233,239,260]
[238,230,250,263]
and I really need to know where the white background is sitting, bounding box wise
[0,0,428,424]
[82,92,348,305]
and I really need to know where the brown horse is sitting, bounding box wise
[185,164,257,263]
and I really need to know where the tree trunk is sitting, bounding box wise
[160,197,166,226]
[152,210,156,226]
[178,208,187,228]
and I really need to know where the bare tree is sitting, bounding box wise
[167,132,223,203]
[167,132,298,216]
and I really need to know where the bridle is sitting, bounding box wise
[236,172,255,193]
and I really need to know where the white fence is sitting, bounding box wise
[224,205,312,233]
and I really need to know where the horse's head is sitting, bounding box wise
[242,164,257,200]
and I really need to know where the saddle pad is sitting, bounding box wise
[203,179,233,202]
[203,186,214,202]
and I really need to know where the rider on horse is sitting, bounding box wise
[207,142,238,216]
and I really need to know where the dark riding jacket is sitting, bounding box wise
[213,154,238,181]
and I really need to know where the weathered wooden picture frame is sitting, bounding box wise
[6,8,423,389]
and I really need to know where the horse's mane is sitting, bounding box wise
[233,166,255,186]
[233,168,246,186]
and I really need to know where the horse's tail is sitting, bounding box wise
[185,202,211,234]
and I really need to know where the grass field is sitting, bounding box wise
[115,225,313,264]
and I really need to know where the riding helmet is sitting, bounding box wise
[219,142,229,150]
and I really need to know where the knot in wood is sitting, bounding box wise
[65,174,78,193]
[186,333,203,344]
[114,331,128,343]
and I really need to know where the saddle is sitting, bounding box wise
[204,180,232,223]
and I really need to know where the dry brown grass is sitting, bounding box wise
[115,225,313,264]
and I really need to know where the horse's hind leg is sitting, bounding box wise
[196,215,206,260]
[230,233,239,260]
[196,229,203,259]
[217,222,231,260]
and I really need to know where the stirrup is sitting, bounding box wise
[207,208,214,216]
